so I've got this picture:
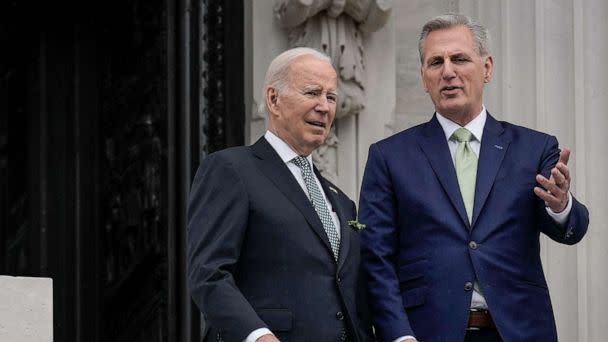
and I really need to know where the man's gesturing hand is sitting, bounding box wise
[534,148,571,213]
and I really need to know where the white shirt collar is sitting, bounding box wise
[436,106,487,143]
[264,130,313,165]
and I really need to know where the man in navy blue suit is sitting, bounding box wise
[359,14,589,342]
[187,47,371,342]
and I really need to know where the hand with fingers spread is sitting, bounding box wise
[534,148,571,213]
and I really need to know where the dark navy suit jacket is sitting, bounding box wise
[359,113,589,342]
[188,137,372,342]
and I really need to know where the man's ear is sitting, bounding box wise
[421,67,429,93]
[483,55,494,83]
[266,87,279,114]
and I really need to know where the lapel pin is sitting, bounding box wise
[329,186,338,194]
[494,144,503,150]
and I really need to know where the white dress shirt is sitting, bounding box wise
[244,131,341,342]
[393,107,572,342]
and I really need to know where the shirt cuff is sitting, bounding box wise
[545,192,573,226]
[244,328,273,342]
[392,336,416,342]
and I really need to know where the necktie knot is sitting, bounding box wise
[452,127,474,143]
[292,156,310,171]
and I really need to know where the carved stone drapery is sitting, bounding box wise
[274,0,391,182]
[274,0,391,119]
[311,127,339,182]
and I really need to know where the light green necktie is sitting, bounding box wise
[452,127,477,223]
[452,128,484,297]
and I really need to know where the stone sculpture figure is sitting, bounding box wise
[274,0,391,119]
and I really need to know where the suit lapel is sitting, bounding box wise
[418,115,470,227]
[250,137,334,258]
[472,113,509,226]
[316,168,351,269]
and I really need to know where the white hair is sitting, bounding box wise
[259,47,333,114]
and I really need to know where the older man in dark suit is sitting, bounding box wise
[187,47,371,342]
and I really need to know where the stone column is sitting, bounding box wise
[576,0,608,340]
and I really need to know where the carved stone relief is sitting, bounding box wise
[312,128,339,183]
[274,0,391,179]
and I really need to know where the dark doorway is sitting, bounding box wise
[0,0,244,341]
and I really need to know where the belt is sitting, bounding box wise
[467,309,496,330]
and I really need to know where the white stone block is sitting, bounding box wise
[0,276,53,342]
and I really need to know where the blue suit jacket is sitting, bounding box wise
[359,113,589,342]
[187,137,372,342]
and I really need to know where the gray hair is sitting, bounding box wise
[418,13,491,64]
[259,47,333,114]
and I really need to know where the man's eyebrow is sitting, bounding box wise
[302,85,322,91]
[302,85,337,95]
[427,55,443,61]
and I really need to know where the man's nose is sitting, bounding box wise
[315,96,330,113]
[442,61,456,79]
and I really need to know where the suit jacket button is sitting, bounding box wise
[336,276,341,283]
[464,281,473,291]
[336,311,344,320]
[469,241,478,249]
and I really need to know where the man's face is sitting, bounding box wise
[421,25,493,124]
[267,55,337,156]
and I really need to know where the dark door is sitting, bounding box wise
[0,0,244,341]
